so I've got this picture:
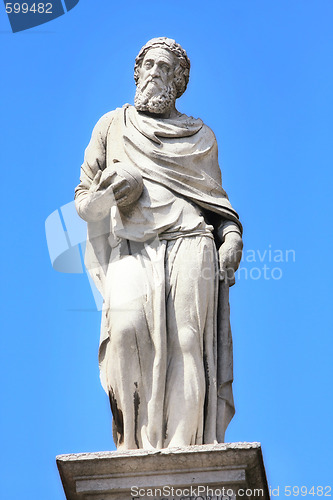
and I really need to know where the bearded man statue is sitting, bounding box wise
[75,37,243,450]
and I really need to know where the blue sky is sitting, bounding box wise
[1,1,332,498]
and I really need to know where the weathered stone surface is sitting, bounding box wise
[57,442,269,500]
[74,36,243,451]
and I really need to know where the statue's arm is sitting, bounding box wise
[217,220,243,285]
[75,112,116,222]
[202,124,243,284]
[217,220,241,242]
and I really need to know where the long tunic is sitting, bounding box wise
[75,105,241,449]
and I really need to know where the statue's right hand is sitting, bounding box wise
[83,170,117,219]
[78,167,133,222]
[90,169,116,193]
[90,169,130,202]
[93,168,132,207]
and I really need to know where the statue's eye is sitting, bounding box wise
[144,61,153,69]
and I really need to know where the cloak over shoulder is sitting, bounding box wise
[76,105,241,295]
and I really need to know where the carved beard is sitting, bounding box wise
[134,78,177,115]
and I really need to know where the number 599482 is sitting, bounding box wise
[5,3,53,14]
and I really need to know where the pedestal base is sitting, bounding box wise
[57,442,269,500]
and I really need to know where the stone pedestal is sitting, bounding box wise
[57,442,269,500]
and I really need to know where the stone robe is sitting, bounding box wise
[75,105,242,449]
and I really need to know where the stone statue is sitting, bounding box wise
[75,37,243,450]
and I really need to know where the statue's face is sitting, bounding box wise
[134,47,178,115]
[138,48,175,91]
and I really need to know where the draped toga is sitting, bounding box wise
[75,105,242,449]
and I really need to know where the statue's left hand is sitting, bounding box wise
[218,233,243,285]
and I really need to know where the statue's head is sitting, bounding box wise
[134,37,190,115]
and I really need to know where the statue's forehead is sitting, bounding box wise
[143,47,175,65]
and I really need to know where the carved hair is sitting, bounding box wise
[134,37,190,99]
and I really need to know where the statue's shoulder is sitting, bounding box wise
[178,112,217,142]
[202,121,216,138]
[177,111,203,126]
[94,108,119,129]
[196,118,216,141]
[91,106,128,139]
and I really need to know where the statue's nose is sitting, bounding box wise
[149,64,159,77]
